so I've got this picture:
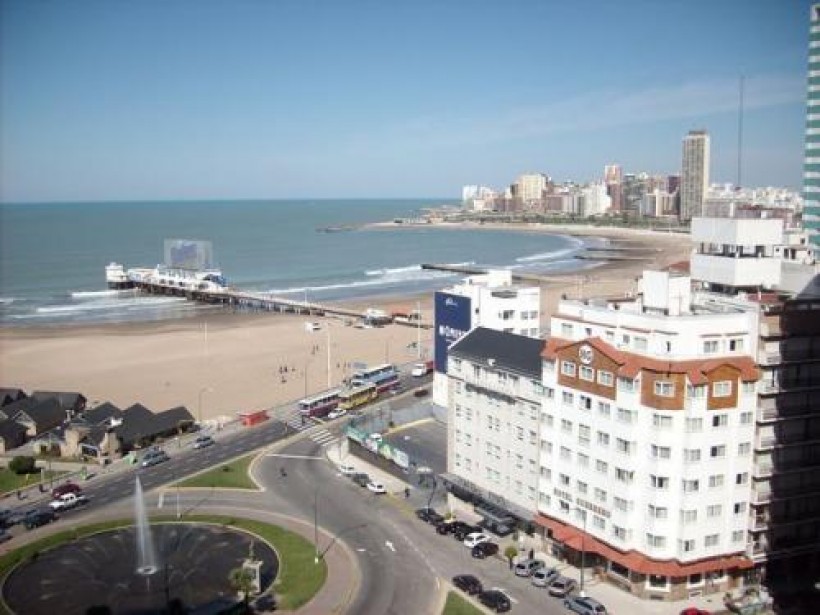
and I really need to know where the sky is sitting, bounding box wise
[0,0,814,202]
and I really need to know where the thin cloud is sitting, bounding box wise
[344,73,804,154]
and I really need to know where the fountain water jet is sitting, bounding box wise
[134,476,159,576]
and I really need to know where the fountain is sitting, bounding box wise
[134,476,159,576]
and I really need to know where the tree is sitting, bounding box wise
[503,545,518,570]
[9,456,36,475]
[229,567,255,608]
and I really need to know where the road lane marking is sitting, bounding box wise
[265,453,324,459]
[158,493,165,508]
[385,540,395,552]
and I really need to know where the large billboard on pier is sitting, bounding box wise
[434,291,472,374]
[164,239,213,271]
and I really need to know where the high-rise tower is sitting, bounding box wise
[804,5,820,253]
[680,130,710,221]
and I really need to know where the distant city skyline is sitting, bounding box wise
[0,0,813,203]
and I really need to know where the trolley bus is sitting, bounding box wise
[297,389,341,418]
[338,382,378,411]
[351,363,399,393]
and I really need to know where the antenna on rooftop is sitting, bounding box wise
[736,75,744,190]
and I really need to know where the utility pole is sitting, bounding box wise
[313,487,320,564]
[416,300,422,359]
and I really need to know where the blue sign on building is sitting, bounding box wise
[434,291,472,374]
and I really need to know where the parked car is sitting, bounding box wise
[48,493,88,512]
[471,541,499,559]
[351,473,370,487]
[327,408,347,420]
[453,524,483,541]
[679,609,710,615]
[338,464,357,476]
[564,596,608,615]
[24,509,56,530]
[413,388,429,398]
[452,574,483,596]
[548,575,577,597]
[416,508,444,525]
[463,532,490,548]
[51,482,82,500]
[1,510,25,528]
[532,566,560,587]
[366,481,387,494]
[411,360,434,377]
[478,589,512,613]
[437,520,471,536]
[192,435,214,449]
[141,449,170,468]
[514,558,546,577]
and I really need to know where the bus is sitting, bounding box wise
[298,389,341,418]
[338,382,378,411]
[351,363,399,393]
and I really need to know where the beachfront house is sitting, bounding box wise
[0,388,27,407]
[9,397,66,437]
[0,420,28,453]
[31,391,87,418]
[114,404,196,452]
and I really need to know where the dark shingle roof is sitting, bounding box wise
[115,404,194,446]
[31,391,86,410]
[0,397,36,421]
[0,388,27,406]
[0,419,27,443]
[83,402,123,426]
[14,398,66,431]
[449,327,544,380]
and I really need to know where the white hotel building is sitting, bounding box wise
[444,217,820,602]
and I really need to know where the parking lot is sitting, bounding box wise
[382,418,447,476]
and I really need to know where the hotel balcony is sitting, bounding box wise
[690,253,781,289]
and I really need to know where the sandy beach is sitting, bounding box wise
[0,223,691,421]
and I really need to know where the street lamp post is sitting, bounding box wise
[326,325,332,388]
[314,487,320,564]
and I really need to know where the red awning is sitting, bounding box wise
[535,514,753,577]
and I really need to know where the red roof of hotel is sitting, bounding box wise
[542,336,758,383]
[536,515,753,576]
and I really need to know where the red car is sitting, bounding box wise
[680,608,710,615]
[51,482,81,500]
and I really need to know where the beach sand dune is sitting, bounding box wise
[0,224,691,421]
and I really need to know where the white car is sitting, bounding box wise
[327,408,347,420]
[369,433,383,443]
[463,532,490,548]
[366,481,387,494]
[338,464,356,476]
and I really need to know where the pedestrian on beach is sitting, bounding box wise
[529,548,534,560]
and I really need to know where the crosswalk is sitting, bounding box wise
[281,409,339,449]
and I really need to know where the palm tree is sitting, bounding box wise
[229,567,255,609]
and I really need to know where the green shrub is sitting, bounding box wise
[9,456,36,475]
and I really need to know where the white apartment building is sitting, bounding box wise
[444,327,545,530]
[433,270,541,406]
[517,173,549,204]
[680,130,710,221]
[580,182,612,217]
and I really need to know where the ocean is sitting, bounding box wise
[0,200,603,326]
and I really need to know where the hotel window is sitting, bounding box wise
[543,441,553,454]
[561,361,576,377]
[515,454,524,469]
[740,411,753,424]
[648,505,668,519]
[729,338,744,352]
[732,530,745,543]
[710,445,726,458]
[652,414,673,429]
[577,452,589,467]
[597,370,614,386]
[681,509,697,523]
[651,445,671,459]
[561,419,573,433]
[578,425,591,447]
[455,453,462,467]
[734,502,746,515]
[617,377,636,392]
[539,492,551,506]
[596,459,608,474]
[593,515,606,530]
[579,395,592,410]
[736,472,749,485]
[680,539,696,553]
[683,479,700,493]
[612,525,627,541]
[561,323,573,337]
[738,442,751,456]
[654,381,675,397]
[453,358,462,369]
[615,468,634,484]
[616,407,635,423]
[455,405,462,419]
[684,448,701,463]
[500,309,514,321]
[650,475,669,490]
[579,366,594,381]
[544,414,554,427]
[707,504,722,518]
[605,330,615,341]
[616,438,634,455]
[712,414,728,428]
[516,426,524,441]
[613,497,631,512]
[704,534,720,547]
[559,473,570,486]
[709,474,725,488]
[540,466,552,481]
[742,381,755,394]
[562,391,574,406]
[646,534,665,548]
[560,446,571,460]
[635,336,648,351]
[685,417,703,432]
[528,486,536,500]
[597,401,611,417]
[465,408,473,421]
[594,487,607,502]
[712,381,732,398]
[686,384,706,398]
[577,480,588,494]
[515,481,522,494]
[597,432,610,447]
[473,365,481,378]
[703,339,719,354]
[487,415,493,429]
[529,430,537,445]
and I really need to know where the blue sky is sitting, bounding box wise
[0,0,813,202]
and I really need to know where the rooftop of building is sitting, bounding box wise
[449,326,543,380]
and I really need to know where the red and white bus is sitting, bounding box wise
[351,363,399,393]
[297,389,341,418]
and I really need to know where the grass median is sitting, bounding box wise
[442,591,484,615]
[175,453,257,490]
[0,515,326,614]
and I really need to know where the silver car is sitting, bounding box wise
[513,558,545,577]
[547,575,577,597]
[531,566,560,587]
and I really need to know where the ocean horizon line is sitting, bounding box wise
[0,197,454,207]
